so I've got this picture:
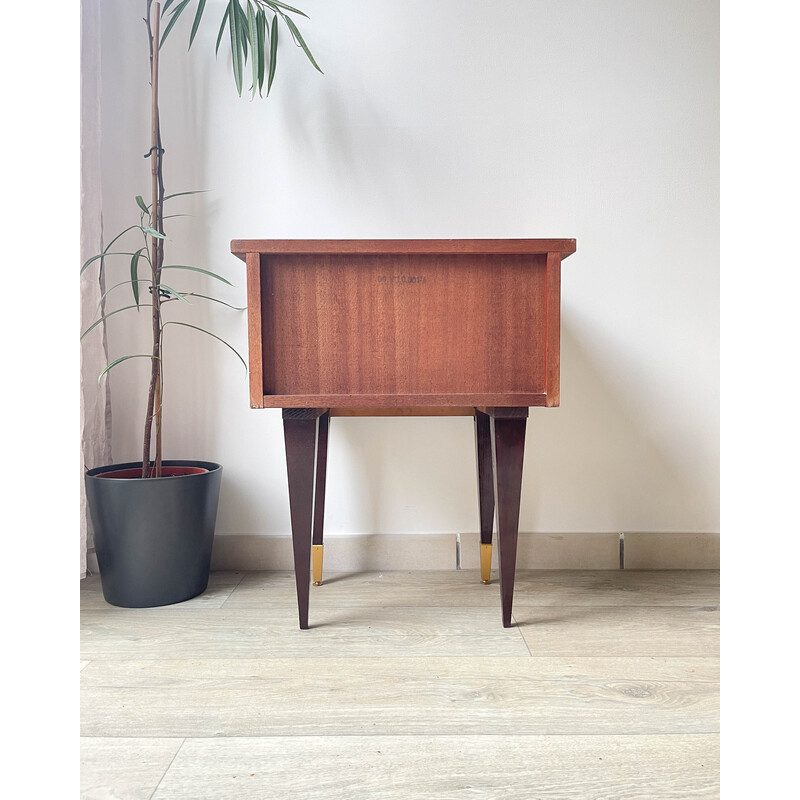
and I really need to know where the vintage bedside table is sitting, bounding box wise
[231,239,576,629]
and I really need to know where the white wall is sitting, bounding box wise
[98,0,719,538]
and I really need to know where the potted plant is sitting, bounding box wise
[81,0,321,607]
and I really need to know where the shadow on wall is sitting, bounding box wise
[326,415,476,536]
[522,321,715,533]
[273,56,488,237]
[155,15,715,536]
[323,320,715,538]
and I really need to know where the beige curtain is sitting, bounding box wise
[80,0,112,578]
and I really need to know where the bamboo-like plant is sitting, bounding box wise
[81,0,321,478]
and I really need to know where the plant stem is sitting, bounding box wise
[142,0,165,478]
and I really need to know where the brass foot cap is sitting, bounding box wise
[481,579,490,585]
[480,543,493,584]
[312,544,324,587]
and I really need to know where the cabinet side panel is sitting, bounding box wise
[245,252,264,407]
[262,254,548,398]
[545,251,562,407]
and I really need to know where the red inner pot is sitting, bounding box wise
[98,466,209,479]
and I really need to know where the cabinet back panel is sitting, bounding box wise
[260,253,547,397]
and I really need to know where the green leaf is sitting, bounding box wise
[216,3,230,55]
[160,0,192,48]
[280,12,322,73]
[81,305,141,340]
[182,293,247,310]
[142,226,168,240]
[267,12,278,94]
[264,1,309,19]
[189,0,207,48]
[229,1,244,95]
[135,195,149,214]
[162,0,178,14]
[237,0,250,58]
[162,321,247,369]
[81,251,139,275]
[256,8,267,93]
[96,279,152,312]
[161,265,234,286]
[97,355,158,385]
[141,190,208,212]
[103,224,142,252]
[81,223,145,273]
[130,249,144,307]
[96,283,244,313]
[156,284,191,304]
[164,189,209,202]
[247,1,260,97]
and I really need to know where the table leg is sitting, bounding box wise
[312,411,330,586]
[487,407,528,628]
[474,409,495,584]
[283,408,327,629]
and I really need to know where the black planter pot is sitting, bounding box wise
[85,460,222,608]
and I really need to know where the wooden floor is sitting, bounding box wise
[80,569,720,799]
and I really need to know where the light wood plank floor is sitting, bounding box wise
[80,569,719,799]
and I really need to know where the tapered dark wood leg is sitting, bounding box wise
[312,412,330,585]
[283,408,327,629]
[474,409,495,584]
[486,407,528,628]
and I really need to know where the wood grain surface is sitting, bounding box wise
[261,254,548,399]
[80,738,183,800]
[545,250,562,406]
[81,568,718,799]
[148,734,718,800]
[245,252,264,408]
[81,569,720,609]
[231,238,577,256]
[233,239,575,408]
[81,652,718,738]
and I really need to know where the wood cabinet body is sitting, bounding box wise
[232,239,576,628]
